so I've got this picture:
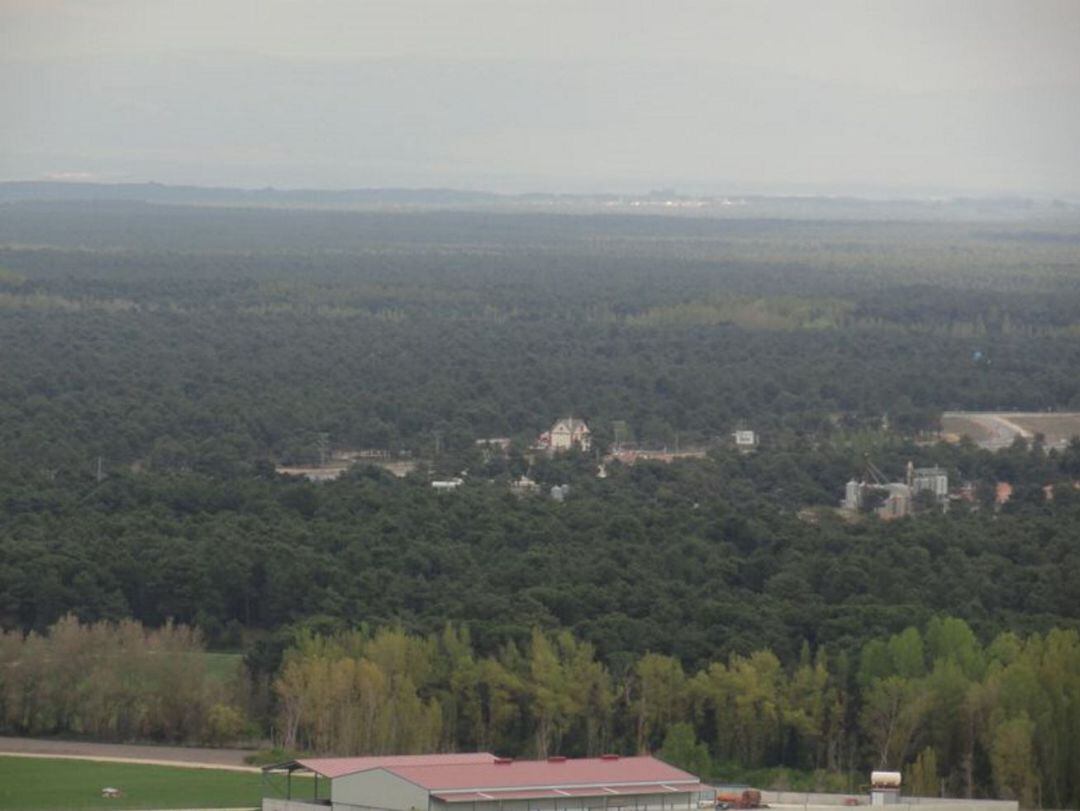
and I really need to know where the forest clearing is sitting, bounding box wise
[941,412,1080,449]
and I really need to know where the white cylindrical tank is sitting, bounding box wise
[871,771,902,789]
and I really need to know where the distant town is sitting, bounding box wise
[273,412,1080,518]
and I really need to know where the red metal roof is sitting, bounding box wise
[296,753,496,779]
[434,782,704,803]
[387,756,699,792]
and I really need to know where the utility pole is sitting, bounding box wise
[95,456,104,483]
[316,433,330,467]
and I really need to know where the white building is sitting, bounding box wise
[878,483,912,519]
[510,475,540,496]
[908,462,948,502]
[431,478,464,491]
[549,418,591,452]
[841,480,912,519]
[733,430,757,451]
[844,479,864,511]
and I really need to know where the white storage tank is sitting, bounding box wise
[870,771,901,805]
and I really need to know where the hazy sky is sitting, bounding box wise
[3,0,1079,195]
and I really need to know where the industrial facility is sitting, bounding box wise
[263,753,705,811]
[842,460,949,519]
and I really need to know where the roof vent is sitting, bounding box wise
[601,754,620,760]
[548,756,567,763]
[494,757,514,765]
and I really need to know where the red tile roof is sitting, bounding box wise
[295,753,495,779]
[388,756,698,792]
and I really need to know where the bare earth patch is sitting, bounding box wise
[941,412,1080,450]
[0,737,257,771]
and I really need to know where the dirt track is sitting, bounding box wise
[0,736,260,772]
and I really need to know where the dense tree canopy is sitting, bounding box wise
[1,201,1079,803]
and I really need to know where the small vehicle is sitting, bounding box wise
[715,789,763,809]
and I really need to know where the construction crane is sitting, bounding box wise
[864,455,888,485]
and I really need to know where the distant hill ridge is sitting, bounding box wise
[1,181,1073,222]
[0,181,503,206]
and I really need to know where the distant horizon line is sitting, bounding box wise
[2,177,1077,204]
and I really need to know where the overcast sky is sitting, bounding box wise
[2,0,1079,196]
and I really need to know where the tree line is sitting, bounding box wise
[270,620,1080,808]
[2,615,1077,808]
[0,615,247,744]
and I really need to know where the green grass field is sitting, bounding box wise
[0,757,264,810]
[202,652,244,684]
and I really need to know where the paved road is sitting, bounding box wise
[0,736,260,771]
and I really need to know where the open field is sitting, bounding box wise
[941,412,1080,450]
[202,653,244,684]
[0,756,263,810]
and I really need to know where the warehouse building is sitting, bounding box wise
[263,753,705,811]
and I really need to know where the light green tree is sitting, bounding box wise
[908,746,939,797]
[860,675,931,768]
[989,714,1038,807]
[635,653,688,754]
[659,721,712,778]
